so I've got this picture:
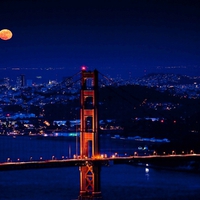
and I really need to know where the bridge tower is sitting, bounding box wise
[79,68,101,199]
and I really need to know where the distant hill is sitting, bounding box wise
[138,73,200,85]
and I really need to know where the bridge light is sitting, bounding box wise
[81,66,86,71]
[40,157,43,160]
[7,158,10,162]
[30,157,32,161]
[17,158,20,161]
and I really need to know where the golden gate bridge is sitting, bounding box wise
[1,68,200,199]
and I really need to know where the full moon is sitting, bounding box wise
[0,29,13,40]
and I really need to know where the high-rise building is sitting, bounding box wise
[16,74,26,87]
[20,74,25,87]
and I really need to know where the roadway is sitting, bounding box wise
[0,154,200,171]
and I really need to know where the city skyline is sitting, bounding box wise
[1,0,200,80]
[1,65,200,84]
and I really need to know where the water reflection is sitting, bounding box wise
[145,167,149,180]
[1,164,200,199]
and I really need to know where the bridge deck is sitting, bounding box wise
[1,154,200,171]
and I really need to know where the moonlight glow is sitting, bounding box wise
[0,29,13,40]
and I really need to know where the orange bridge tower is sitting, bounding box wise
[79,68,101,199]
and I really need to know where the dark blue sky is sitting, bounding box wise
[1,0,200,81]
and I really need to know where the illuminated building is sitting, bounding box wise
[16,74,26,87]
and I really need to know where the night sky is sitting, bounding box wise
[1,0,200,81]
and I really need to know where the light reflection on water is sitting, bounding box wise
[0,136,200,199]
[0,163,200,199]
